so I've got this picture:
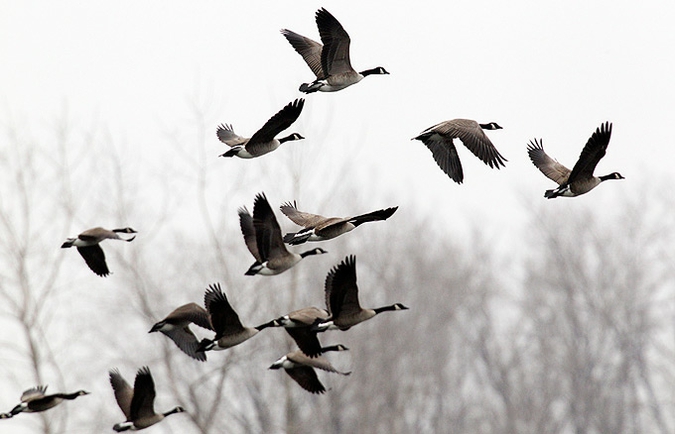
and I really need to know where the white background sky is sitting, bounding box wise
[1,0,674,430]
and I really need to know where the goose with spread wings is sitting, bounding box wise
[61,227,136,277]
[527,121,623,198]
[281,8,389,93]
[239,193,326,276]
[217,99,305,159]
[412,119,506,184]
[280,201,398,245]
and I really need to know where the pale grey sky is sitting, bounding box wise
[1,1,674,431]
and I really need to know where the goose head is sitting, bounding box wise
[479,122,503,130]
[300,247,327,258]
[361,66,390,76]
[600,172,625,181]
[112,227,137,234]
[279,133,305,143]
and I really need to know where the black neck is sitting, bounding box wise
[255,321,276,331]
[163,407,182,417]
[360,67,383,76]
[599,173,620,181]
[300,249,321,258]
[374,304,399,314]
[279,134,298,143]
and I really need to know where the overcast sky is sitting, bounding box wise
[1,1,675,431]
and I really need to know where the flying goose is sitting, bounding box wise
[149,303,214,362]
[0,386,89,418]
[281,8,389,93]
[61,227,137,277]
[196,283,271,353]
[217,99,305,159]
[258,306,330,357]
[269,345,351,394]
[280,202,398,245]
[527,122,623,198]
[315,255,408,332]
[109,367,184,432]
[412,119,507,184]
[239,193,327,276]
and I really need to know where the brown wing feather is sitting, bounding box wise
[252,193,287,261]
[325,255,361,319]
[246,99,304,155]
[204,283,245,337]
[238,207,261,262]
[285,366,326,394]
[527,139,570,185]
[130,367,156,421]
[77,245,110,277]
[436,119,507,169]
[567,122,613,183]
[315,8,353,76]
[280,201,329,228]
[109,369,133,420]
[413,132,464,183]
[281,29,325,79]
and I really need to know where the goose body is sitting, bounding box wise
[195,283,271,353]
[109,367,184,432]
[217,99,304,159]
[149,303,213,361]
[527,122,623,198]
[281,8,389,93]
[269,345,351,394]
[315,255,408,332]
[259,306,329,357]
[61,227,136,277]
[0,386,89,418]
[412,119,507,184]
[239,193,327,276]
[280,202,398,245]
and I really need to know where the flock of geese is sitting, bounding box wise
[1,7,624,432]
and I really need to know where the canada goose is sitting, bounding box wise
[258,306,330,357]
[527,122,623,198]
[109,367,184,432]
[61,227,137,277]
[269,345,351,394]
[281,8,389,93]
[149,303,214,362]
[315,255,408,331]
[239,193,327,276]
[412,119,507,184]
[280,202,398,245]
[217,99,305,159]
[0,386,89,418]
[196,283,271,352]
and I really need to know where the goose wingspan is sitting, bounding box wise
[315,8,353,76]
[216,124,247,148]
[567,122,613,184]
[246,99,305,155]
[109,369,134,420]
[285,366,326,394]
[252,193,287,261]
[77,245,110,277]
[442,120,507,169]
[238,207,262,262]
[204,284,244,337]
[160,326,206,362]
[280,201,327,228]
[325,255,360,319]
[280,29,325,79]
[130,367,156,422]
[421,135,464,183]
[527,139,570,185]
